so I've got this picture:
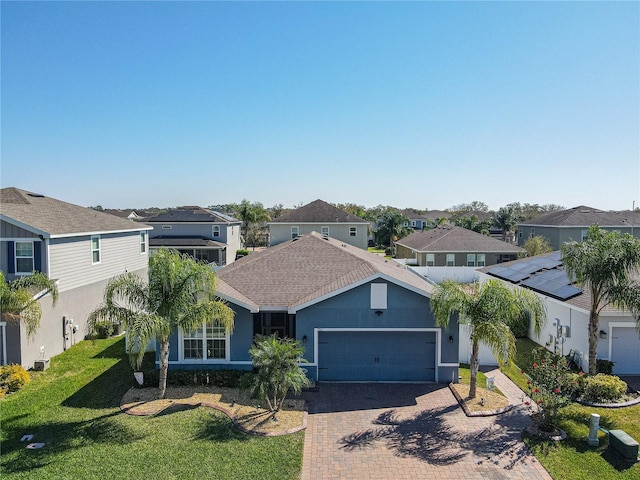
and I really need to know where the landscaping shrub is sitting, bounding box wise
[93,321,115,339]
[562,371,586,398]
[509,312,530,338]
[142,369,250,389]
[384,246,395,257]
[581,374,627,402]
[0,364,31,395]
[596,359,614,375]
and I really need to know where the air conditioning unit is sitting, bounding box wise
[34,359,50,371]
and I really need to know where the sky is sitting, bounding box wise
[1,1,639,212]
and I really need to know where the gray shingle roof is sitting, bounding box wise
[395,226,521,253]
[520,205,640,227]
[270,199,368,224]
[0,187,151,237]
[147,207,239,224]
[216,231,433,311]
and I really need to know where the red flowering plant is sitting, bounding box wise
[521,348,571,432]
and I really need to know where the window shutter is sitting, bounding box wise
[7,241,15,274]
[34,242,42,272]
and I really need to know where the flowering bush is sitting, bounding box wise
[0,364,31,396]
[581,374,627,402]
[522,349,571,432]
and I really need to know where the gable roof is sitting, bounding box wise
[395,226,521,253]
[216,231,433,312]
[520,205,640,227]
[269,199,368,224]
[0,187,151,238]
[146,207,239,224]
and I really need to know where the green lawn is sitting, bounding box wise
[504,338,640,480]
[0,337,304,480]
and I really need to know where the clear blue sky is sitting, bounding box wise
[2,1,638,211]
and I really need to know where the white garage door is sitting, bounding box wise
[610,326,640,375]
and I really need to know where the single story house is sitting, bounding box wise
[480,251,640,374]
[268,199,370,249]
[0,187,151,368]
[395,226,521,267]
[164,231,459,383]
[517,205,640,250]
[146,206,242,267]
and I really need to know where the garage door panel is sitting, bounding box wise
[319,331,436,382]
[611,327,640,375]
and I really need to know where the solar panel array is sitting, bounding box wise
[486,251,582,301]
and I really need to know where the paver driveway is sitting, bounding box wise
[301,370,552,480]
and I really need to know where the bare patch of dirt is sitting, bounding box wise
[450,384,510,413]
[121,385,305,435]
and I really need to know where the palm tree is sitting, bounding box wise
[0,271,59,338]
[562,225,640,374]
[375,210,412,248]
[88,249,234,399]
[492,207,518,242]
[248,334,310,412]
[431,279,545,398]
[233,199,270,248]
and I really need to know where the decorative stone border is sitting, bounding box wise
[525,424,567,441]
[448,383,515,417]
[120,396,307,436]
[576,395,640,409]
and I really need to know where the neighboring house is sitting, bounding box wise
[401,210,451,230]
[480,251,640,375]
[395,226,521,267]
[0,187,151,368]
[146,207,242,267]
[163,231,459,383]
[104,209,152,221]
[517,205,640,250]
[268,199,369,249]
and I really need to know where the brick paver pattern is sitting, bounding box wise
[302,369,552,480]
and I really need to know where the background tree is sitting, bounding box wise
[431,279,545,398]
[88,249,234,399]
[519,235,553,258]
[562,225,640,374]
[0,271,58,338]
[334,203,367,219]
[248,334,310,412]
[448,201,489,213]
[232,199,271,248]
[453,214,491,235]
[491,207,518,242]
[374,209,412,248]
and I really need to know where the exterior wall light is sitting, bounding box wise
[449,335,454,343]
[375,310,383,316]
[302,335,307,343]
[599,330,607,339]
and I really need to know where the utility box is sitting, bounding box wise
[609,430,639,462]
[34,359,50,371]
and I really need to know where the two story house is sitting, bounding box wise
[0,187,151,368]
[146,207,242,267]
[517,205,640,250]
[268,199,369,249]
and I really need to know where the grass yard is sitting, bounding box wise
[0,337,304,480]
[503,338,640,480]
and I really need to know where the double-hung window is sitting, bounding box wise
[91,235,101,264]
[291,226,299,239]
[140,232,147,254]
[15,242,34,274]
[446,254,455,267]
[183,320,227,360]
[477,254,486,267]
[321,226,329,236]
[426,253,435,266]
[212,225,220,238]
[467,254,476,267]
[349,227,357,237]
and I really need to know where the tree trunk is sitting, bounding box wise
[158,340,170,400]
[588,309,600,375]
[469,339,479,399]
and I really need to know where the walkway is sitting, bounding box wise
[301,369,551,480]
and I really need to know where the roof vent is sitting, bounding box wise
[27,193,45,198]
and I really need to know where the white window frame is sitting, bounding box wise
[180,320,229,362]
[15,241,34,274]
[530,227,535,238]
[321,226,330,236]
[349,227,357,237]
[370,283,387,310]
[467,254,476,267]
[212,225,220,238]
[411,220,416,227]
[446,254,455,267]
[91,235,101,264]
[477,254,486,267]
[140,232,147,254]
[426,253,435,266]
[291,226,299,239]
